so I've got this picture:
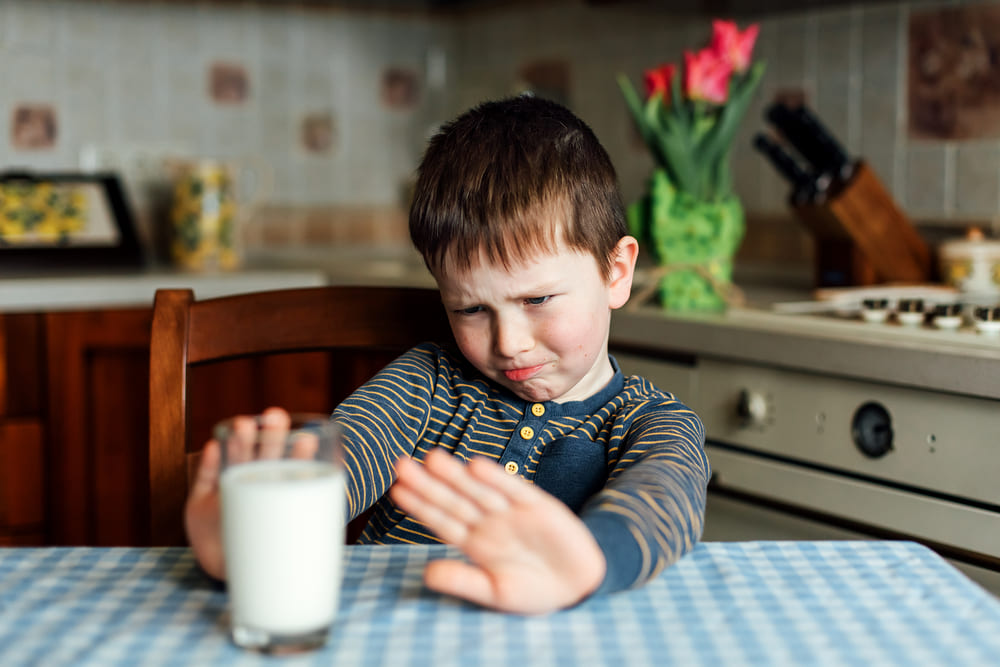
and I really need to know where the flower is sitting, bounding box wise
[683,47,732,104]
[644,63,676,101]
[618,19,766,203]
[709,19,759,73]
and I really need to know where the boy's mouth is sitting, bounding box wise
[503,364,545,382]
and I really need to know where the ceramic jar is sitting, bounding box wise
[168,159,270,271]
[939,227,1000,298]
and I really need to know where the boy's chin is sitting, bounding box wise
[503,379,563,404]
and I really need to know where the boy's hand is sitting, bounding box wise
[389,449,607,614]
[184,407,292,580]
[184,439,225,580]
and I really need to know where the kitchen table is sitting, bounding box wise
[1,542,999,666]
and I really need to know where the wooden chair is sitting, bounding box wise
[148,285,451,546]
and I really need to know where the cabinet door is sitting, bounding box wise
[0,313,46,545]
[45,308,153,546]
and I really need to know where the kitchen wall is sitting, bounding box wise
[1,0,995,276]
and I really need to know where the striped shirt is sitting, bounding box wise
[333,342,709,594]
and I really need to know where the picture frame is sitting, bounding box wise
[0,170,144,274]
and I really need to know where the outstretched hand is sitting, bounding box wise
[185,407,293,581]
[389,449,606,614]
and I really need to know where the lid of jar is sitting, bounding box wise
[939,227,1000,258]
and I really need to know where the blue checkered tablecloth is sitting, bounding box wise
[1,541,999,665]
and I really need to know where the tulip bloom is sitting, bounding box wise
[683,48,732,104]
[709,20,759,73]
[644,64,677,102]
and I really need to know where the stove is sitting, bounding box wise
[610,288,1000,595]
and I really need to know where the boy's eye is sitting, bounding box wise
[458,305,483,315]
[525,296,551,306]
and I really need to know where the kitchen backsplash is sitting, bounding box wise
[1,0,996,272]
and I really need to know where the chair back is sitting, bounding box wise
[148,285,450,546]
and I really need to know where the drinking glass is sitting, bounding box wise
[216,412,345,653]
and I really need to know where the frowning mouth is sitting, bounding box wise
[503,364,545,382]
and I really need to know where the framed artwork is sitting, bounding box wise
[0,171,144,273]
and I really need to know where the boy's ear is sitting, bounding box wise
[607,235,639,310]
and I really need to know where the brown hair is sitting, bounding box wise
[409,95,627,280]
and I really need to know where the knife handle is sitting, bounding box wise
[752,133,822,203]
[792,106,853,181]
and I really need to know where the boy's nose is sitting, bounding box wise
[492,315,533,358]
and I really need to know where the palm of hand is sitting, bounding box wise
[390,449,606,614]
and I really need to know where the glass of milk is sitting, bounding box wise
[216,412,346,653]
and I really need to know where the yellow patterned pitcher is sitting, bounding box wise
[168,158,270,271]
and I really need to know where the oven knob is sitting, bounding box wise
[851,402,893,458]
[737,389,769,426]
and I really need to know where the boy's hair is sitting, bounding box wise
[409,95,627,280]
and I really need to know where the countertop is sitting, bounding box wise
[0,268,328,312]
[611,302,1000,401]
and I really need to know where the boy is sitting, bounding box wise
[186,95,709,615]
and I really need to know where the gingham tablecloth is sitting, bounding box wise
[1,541,999,666]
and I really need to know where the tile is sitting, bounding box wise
[814,77,852,156]
[954,144,1000,219]
[861,4,900,86]
[859,77,898,152]
[5,0,56,53]
[815,9,854,81]
[905,144,949,216]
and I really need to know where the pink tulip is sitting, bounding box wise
[644,63,677,102]
[683,48,732,104]
[709,20,759,73]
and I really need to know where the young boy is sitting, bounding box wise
[185,95,709,615]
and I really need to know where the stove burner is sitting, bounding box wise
[897,298,925,326]
[932,303,964,330]
[973,306,1000,335]
[861,298,890,323]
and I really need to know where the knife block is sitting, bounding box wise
[792,161,933,287]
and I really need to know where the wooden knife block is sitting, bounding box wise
[792,161,933,287]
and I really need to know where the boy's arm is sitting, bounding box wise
[390,398,708,612]
[580,401,709,594]
[331,344,440,519]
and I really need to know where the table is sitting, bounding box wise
[2,542,999,665]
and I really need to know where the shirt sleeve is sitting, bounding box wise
[331,343,440,520]
[580,397,709,594]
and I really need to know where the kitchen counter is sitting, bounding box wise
[0,268,328,312]
[611,303,1000,401]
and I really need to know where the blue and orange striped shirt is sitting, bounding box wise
[333,342,709,594]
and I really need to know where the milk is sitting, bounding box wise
[220,459,345,636]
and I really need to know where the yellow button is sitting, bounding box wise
[519,426,535,440]
[504,461,519,475]
[531,403,545,417]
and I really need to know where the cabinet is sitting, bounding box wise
[1,306,389,547]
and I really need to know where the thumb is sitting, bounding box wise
[189,440,222,500]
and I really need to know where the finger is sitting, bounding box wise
[423,559,504,611]
[389,482,470,545]
[467,456,539,505]
[189,440,222,498]
[290,431,319,460]
[394,456,484,527]
[423,449,510,515]
[224,415,258,464]
[258,407,290,459]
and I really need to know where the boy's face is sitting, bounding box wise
[434,235,637,404]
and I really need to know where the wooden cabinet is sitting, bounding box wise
[2,306,388,547]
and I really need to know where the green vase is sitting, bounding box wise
[628,168,745,312]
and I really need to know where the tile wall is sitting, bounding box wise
[1,0,995,274]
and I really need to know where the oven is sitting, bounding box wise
[611,295,1000,597]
